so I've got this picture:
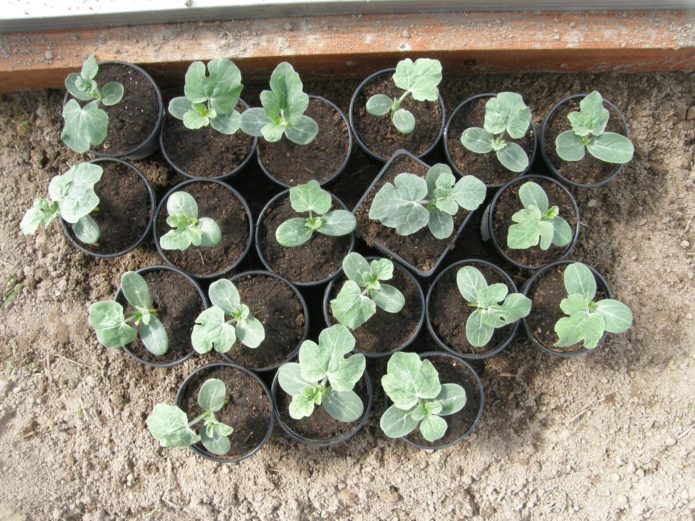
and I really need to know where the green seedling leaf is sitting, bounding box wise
[568,90,609,137]
[61,99,109,153]
[392,109,415,134]
[21,199,60,235]
[322,389,364,422]
[146,404,201,448]
[160,191,221,251]
[198,378,226,412]
[419,414,448,442]
[381,352,440,410]
[432,383,467,416]
[380,404,420,438]
[555,130,585,161]
[460,127,493,154]
[73,215,100,244]
[366,94,392,116]
[47,162,102,224]
[121,271,152,308]
[586,132,634,164]
[87,301,137,348]
[140,315,168,356]
[290,179,332,214]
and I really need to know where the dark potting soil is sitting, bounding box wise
[92,63,160,156]
[69,161,150,254]
[223,274,306,370]
[156,183,250,277]
[258,97,350,185]
[180,366,272,459]
[491,178,576,269]
[120,270,204,364]
[353,74,442,159]
[429,263,515,355]
[259,195,353,284]
[355,155,469,273]
[543,98,626,185]
[446,96,536,186]
[160,101,254,179]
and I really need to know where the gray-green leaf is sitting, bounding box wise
[322,389,364,422]
[461,127,494,154]
[563,262,597,301]
[380,404,419,438]
[496,142,529,173]
[419,414,448,442]
[61,99,108,153]
[366,94,393,116]
[392,108,415,134]
[72,215,100,244]
[198,378,226,412]
[146,404,200,448]
[121,271,152,308]
[392,58,442,101]
[140,315,168,356]
[586,132,634,164]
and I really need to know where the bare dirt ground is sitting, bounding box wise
[0,71,694,521]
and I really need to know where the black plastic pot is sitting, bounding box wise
[257,95,353,188]
[426,259,520,360]
[218,270,310,372]
[271,365,373,447]
[483,174,580,271]
[114,265,207,368]
[153,179,253,280]
[348,68,446,162]
[59,158,156,258]
[521,259,613,359]
[322,256,425,359]
[540,93,631,189]
[443,93,538,189]
[175,362,274,463]
[159,98,258,181]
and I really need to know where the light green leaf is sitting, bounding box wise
[466,308,495,347]
[427,207,454,239]
[519,182,548,213]
[61,98,109,153]
[298,339,330,382]
[433,383,467,416]
[101,82,124,106]
[538,220,555,250]
[342,252,372,284]
[587,132,634,164]
[206,58,243,115]
[369,173,429,236]
[81,55,99,80]
[140,315,168,356]
[21,199,60,235]
[366,94,393,116]
[198,378,226,412]
[370,258,394,281]
[496,142,529,173]
[555,130,586,161]
[555,312,605,350]
[65,72,95,101]
[456,266,488,303]
[184,61,208,103]
[72,214,100,244]
[550,216,572,247]
[159,229,191,251]
[288,387,317,419]
[451,175,486,211]
[568,90,609,137]
[208,279,240,313]
[278,362,310,396]
[48,162,102,224]
[392,58,442,101]
[236,315,265,348]
[183,110,209,130]
[146,404,200,448]
[167,191,198,219]
[381,352,441,410]
[323,389,364,423]
[563,262,597,301]
[276,217,314,247]
[88,300,137,348]
[498,293,532,323]
[425,163,454,193]
[380,404,420,438]
[477,283,509,307]
[285,115,319,145]
[198,217,222,248]
[320,323,356,361]
[507,207,543,249]
[210,111,241,135]
[461,127,494,154]
[290,180,332,214]
[318,210,356,237]
[261,122,285,142]
[595,299,632,334]
[191,307,236,354]
[371,283,405,313]
[484,92,531,139]
[392,108,415,134]
[168,97,192,120]
[121,271,152,308]
[560,293,589,315]
[201,428,231,455]
[331,280,377,330]
[239,107,271,137]
[419,414,448,442]
[328,353,366,393]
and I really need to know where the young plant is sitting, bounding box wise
[275,180,356,247]
[380,352,466,442]
[460,92,532,173]
[191,279,265,354]
[456,266,531,347]
[555,90,634,164]
[20,162,102,245]
[369,163,485,239]
[277,324,366,422]
[240,62,318,145]
[62,55,124,153]
[507,181,572,251]
[330,253,405,330]
[168,59,244,134]
[554,262,632,349]
[365,58,442,135]
[146,378,234,455]
[159,191,221,251]
[87,271,168,355]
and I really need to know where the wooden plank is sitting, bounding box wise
[0,10,693,93]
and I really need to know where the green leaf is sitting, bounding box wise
[369,173,429,236]
[560,293,589,315]
[595,299,633,334]
[392,58,442,101]
[568,90,609,137]
[236,315,265,348]
[261,122,286,142]
[587,132,634,164]
[210,111,241,135]
[289,387,317,419]
[88,301,137,348]
[184,61,208,103]
[197,217,222,248]
[61,99,109,153]
[191,307,236,354]
[381,352,441,410]
[159,229,191,251]
[538,220,555,250]
[425,163,454,193]
[276,217,314,247]
[81,55,99,80]
[555,312,605,350]
[101,82,124,106]
[477,283,508,307]
[371,283,405,313]
[318,210,356,237]
[320,323,356,362]
[278,362,311,396]
[342,252,372,284]
[206,59,243,115]
[498,293,532,323]
[72,215,100,244]
[168,191,198,219]
[507,207,543,249]
[427,207,454,239]
[370,258,394,281]
[183,110,209,130]
[201,428,231,455]
[239,107,271,136]
[328,353,366,393]
[484,92,531,139]
[466,308,495,347]
[65,72,95,101]
[121,271,152,308]
[380,404,419,438]
[208,279,241,314]
[519,181,548,213]
[285,115,319,145]
[366,94,393,116]
[496,142,529,173]
[198,378,226,412]
[555,130,586,161]
[550,216,572,247]
[419,414,448,442]
[140,315,168,356]
[456,266,488,303]
[331,280,377,330]
[432,383,467,416]
[461,127,494,154]
[168,97,192,120]
[146,404,200,448]
[21,199,60,235]
[323,389,364,423]
[563,263,597,301]
[451,175,486,211]
[48,162,102,224]
[268,62,308,117]
[298,339,330,382]
[290,180,332,214]
[392,108,415,134]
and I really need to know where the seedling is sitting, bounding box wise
[275,180,355,247]
[369,163,485,239]
[365,58,442,135]
[240,62,318,144]
[507,181,572,250]
[21,162,102,245]
[88,271,168,355]
[277,324,366,422]
[460,92,532,173]
[456,266,531,347]
[62,55,124,153]
[159,191,221,251]
[330,253,405,330]
[168,59,244,134]
[146,378,234,455]
[380,352,466,442]
[191,279,265,354]
[555,91,634,164]
[554,262,632,349]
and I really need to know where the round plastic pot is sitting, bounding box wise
[218,270,310,372]
[59,158,155,258]
[159,97,258,182]
[153,178,253,280]
[521,259,613,359]
[321,256,425,359]
[348,68,446,162]
[257,95,353,188]
[426,259,520,360]
[271,366,373,448]
[114,265,208,368]
[484,174,580,271]
[174,362,274,463]
[443,93,538,189]
[540,93,631,189]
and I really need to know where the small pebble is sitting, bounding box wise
[45,50,53,60]
[680,240,690,249]
[664,437,676,446]
[587,199,599,208]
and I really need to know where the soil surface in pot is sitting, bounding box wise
[161,101,254,179]
[223,274,306,369]
[355,155,469,273]
[181,366,272,459]
[156,183,250,277]
[429,263,515,355]
[119,270,204,364]
[543,99,626,185]
[258,98,350,185]
[353,74,442,159]
[259,195,352,284]
[446,96,536,186]
[491,178,577,268]
[69,161,150,254]
[91,63,160,156]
